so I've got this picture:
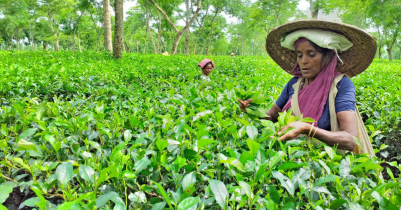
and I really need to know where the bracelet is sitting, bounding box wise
[311,126,319,139]
[308,124,314,137]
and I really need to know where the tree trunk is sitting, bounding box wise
[157,11,162,53]
[386,30,398,62]
[103,0,113,52]
[47,4,60,52]
[397,43,401,60]
[378,28,383,59]
[16,31,21,51]
[185,0,190,56]
[241,35,244,56]
[161,38,166,52]
[71,11,84,52]
[146,0,157,54]
[311,9,318,19]
[78,31,82,52]
[200,26,207,54]
[309,0,319,19]
[67,33,71,51]
[72,31,76,52]
[54,34,59,51]
[148,0,202,55]
[172,31,185,55]
[29,24,34,50]
[235,33,240,54]
[193,4,209,54]
[387,49,392,61]
[43,41,48,51]
[206,10,218,55]
[113,0,124,59]
[89,11,102,51]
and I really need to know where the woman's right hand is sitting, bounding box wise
[238,99,253,113]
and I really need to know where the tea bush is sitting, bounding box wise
[0,51,400,209]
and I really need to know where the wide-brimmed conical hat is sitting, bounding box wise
[265,20,377,77]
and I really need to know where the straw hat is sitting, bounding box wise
[265,20,377,77]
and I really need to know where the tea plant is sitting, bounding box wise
[0,51,400,209]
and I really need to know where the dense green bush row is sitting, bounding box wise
[0,51,400,209]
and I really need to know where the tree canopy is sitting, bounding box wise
[0,0,400,60]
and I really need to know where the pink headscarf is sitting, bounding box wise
[282,38,342,125]
[198,59,215,69]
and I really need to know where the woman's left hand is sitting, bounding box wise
[278,122,310,141]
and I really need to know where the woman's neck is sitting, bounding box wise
[304,77,315,87]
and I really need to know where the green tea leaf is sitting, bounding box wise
[177,197,199,210]
[18,128,38,141]
[318,160,331,175]
[371,191,398,210]
[0,184,13,203]
[151,202,166,210]
[197,139,215,149]
[128,192,147,203]
[182,172,196,192]
[57,192,92,210]
[246,125,258,140]
[79,165,95,183]
[246,139,260,157]
[56,162,73,186]
[266,185,280,204]
[291,168,310,189]
[272,171,295,196]
[134,157,151,174]
[283,202,296,210]
[324,146,335,160]
[329,199,347,209]
[156,139,168,151]
[153,182,174,209]
[277,162,307,171]
[239,181,253,199]
[255,163,269,183]
[260,120,275,132]
[16,139,38,151]
[23,197,41,207]
[184,149,197,160]
[220,157,246,172]
[0,204,7,210]
[313,175,336,187]
[96,191,118,208]
[239,151,253,165]
[36,102,46,121]
[339,159,350,176]
[209,179,228,210]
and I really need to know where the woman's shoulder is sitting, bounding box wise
[337,76,355,89]
[287,77,300,85]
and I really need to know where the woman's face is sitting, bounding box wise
[296,41,324,79]
[202,63,213,76]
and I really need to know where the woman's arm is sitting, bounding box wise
[261,103,282,122]
[279,110,357,151]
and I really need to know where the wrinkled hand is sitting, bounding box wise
[278,122,309,141]
[238,99,253,113]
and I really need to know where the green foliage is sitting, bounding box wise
[0,51,400,209]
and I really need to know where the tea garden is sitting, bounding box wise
[1,51,401,209]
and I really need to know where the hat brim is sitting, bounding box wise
[265,20,377,77]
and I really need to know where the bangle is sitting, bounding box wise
[308,124,314,137]
[311,126,319,139]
